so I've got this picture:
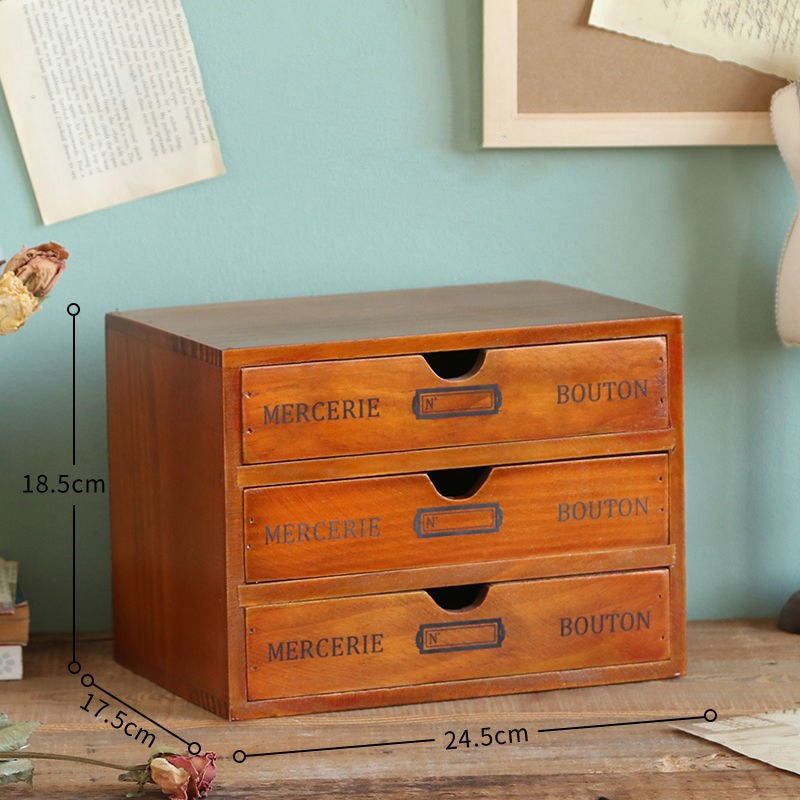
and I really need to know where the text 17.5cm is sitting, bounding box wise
[80,693,155,748]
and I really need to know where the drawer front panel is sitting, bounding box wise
[241,338,668,463]
[245,569,671,700]
[244,454,669,582]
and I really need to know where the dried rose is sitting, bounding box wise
[149,753,217,800]
[149,758,191,798]
[3,242,68,298]
[0,242,68,335]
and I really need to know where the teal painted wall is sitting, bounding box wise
[0,1,797,633]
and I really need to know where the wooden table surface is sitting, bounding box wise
[3,619,799,799]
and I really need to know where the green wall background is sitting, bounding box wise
[0,0,797,633]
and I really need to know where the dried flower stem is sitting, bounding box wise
[0,750,136,772]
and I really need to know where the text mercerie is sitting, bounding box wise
[265,516,381,545]
[263,397,380,425]
[266,633,385,663]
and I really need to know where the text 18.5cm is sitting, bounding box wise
[23,474,106,494]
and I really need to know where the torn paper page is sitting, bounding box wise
[770,84,800,345]
[674,710,800,775]
[0,0,225,224]
[589,0,800,81]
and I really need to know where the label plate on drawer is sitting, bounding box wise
[414,503,503,538]
[412,385,502,419]
[416,618,506,654]
[241,337,669,464]
[245,569,671,701]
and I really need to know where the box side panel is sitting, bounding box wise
[667,321,687,674]
[106,324,229,717]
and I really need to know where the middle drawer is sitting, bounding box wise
[244,453,669,582]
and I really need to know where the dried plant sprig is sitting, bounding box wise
[0,712,216,798]
[0,714,38,786]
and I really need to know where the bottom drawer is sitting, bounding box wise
[245,569,671,701]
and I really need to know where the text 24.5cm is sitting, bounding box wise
[444,726,529,750]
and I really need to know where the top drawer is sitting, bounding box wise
[241,337,668,464]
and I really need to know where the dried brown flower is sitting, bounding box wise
[3,242,68,297]
[0,242,68,334]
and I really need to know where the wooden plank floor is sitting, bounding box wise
[2,619,799,799]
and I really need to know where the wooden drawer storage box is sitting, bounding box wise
[106,281,685,719]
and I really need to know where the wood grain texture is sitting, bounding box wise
[245,569,671,702]
[666,322,687,677]
[236,428,679,486]
[244,454,669,582]
[105,281,678,358]
[237,545,677,606]
[106,327,230,718]
[242,338,668,463]
[221,364,251,727]
[106,281,685,720]
[3,622,798,798]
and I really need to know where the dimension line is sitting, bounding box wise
[70,305,77,466]
[539,712,715,733]
[72,504,76,664]
[247,738,437,758]
[91,679,193,747]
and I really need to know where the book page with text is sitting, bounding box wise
[590,0,800,81]
[0,0,225,224]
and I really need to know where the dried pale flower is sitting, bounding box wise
[0,273,39,335]
[150,758,191,798]
[150,753,217,800]
[0,242,68,334]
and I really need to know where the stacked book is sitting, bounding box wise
[0,559,29,679]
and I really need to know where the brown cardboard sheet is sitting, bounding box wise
[517,0,785,114]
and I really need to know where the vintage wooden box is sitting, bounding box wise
[106,281,685,719]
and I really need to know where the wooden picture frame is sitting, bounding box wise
[483,0,785,148]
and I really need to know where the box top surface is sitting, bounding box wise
[106,281,679,355]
